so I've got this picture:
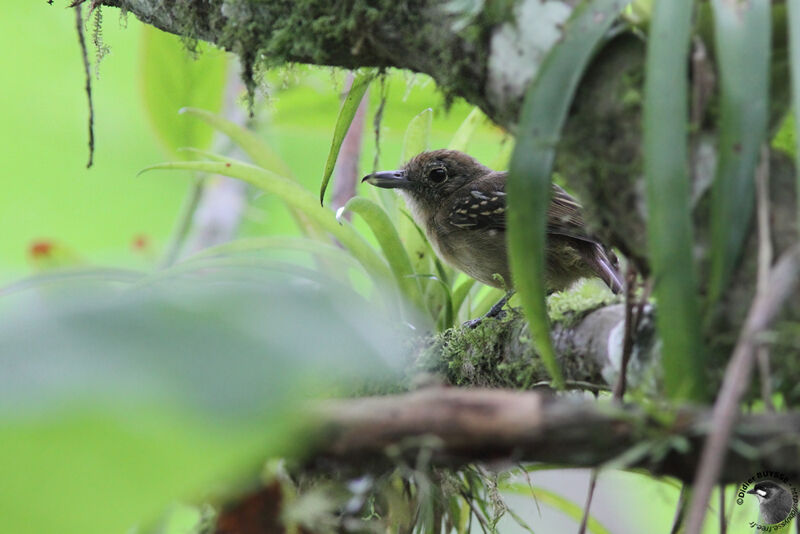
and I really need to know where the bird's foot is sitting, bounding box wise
[463,290,514,329]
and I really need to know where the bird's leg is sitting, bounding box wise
[465,290,515,329]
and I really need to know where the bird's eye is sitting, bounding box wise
[429,167,448,184]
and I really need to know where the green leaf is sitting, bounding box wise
[452,277,477,318]
[448,107,485,152]
[338,197,425,316]
[398,110,438,292]
[0,275,406,534]
[643,0,705,401]
[319,69,377,205]
[787,0,800,235]
[187,235,366,274]
[179,107,293,177]
[706,0,771,312]
[500,482,612,534]
[401,107,433,162]
[507,0,627,390]
[138,27,228,158]
[139,159,391,284]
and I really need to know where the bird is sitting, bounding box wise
[362,149,622,317]
[747,480,795,525]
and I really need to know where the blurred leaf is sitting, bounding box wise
[320,69,377,205]
[339,197,425,317]
[490,139,514,170]
[706,0,771,311]
[0,267,143,297]
[788,0,800,235]
[178,115,324,240]
[508,0,626,390]
[401,107,433,162]
[643,0,705,401]
[0,272,407,534]
[448,107,485,152]
[140,159,392,285]
[139,27,228,157]
[452,277,477,319]
[179,107,293,177]
[398,110,439,302]
[500,483,612,534]
[188,235,367,276]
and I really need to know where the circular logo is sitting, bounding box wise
[736,471,798,530]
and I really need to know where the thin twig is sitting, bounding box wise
[719,484,726,534]
[755,145,774,411]
[371,76,387,173]
[75,4,94,168]
[684,243,800,534]
[612,266,638,401]
[577,470,598,534]
[460,490,490,534]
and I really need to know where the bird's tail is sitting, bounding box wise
[591,244,623,294]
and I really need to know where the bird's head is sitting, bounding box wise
[747,480,786,503]
[362,149,493,211]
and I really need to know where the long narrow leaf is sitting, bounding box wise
[177,110,325,240]
[338,197,425,314]
[500,482,612,534]
[643,0,705,401]
[320,69,377,204]
[185,236,369,279]
[452,277,477,318]
[179,107,292,176]
[139,160,391,284]
[788,0,800,236]
[448,107,485,152]
[507,0,627,390]
[706,0,771,311]
[401,107,433,162]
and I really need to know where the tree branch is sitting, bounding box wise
[311,388,800,484]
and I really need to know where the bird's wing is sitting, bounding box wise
[447,186,507,230]
[546,184,593,242]
[447,181,589,242]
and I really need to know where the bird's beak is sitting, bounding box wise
[746,489,757,494]
[362,170,412,189]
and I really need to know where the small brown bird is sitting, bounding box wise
[362,149,622,297]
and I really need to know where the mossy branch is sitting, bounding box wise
[310,388,800,484]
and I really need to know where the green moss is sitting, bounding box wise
[415,310,559,389]
[547,279,618,323]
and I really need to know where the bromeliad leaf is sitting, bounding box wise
[140,160,391,285]
[507,0,628,390]
[643,0,705,401]
[319,69,377,205]
[790,0,800,235]
[706,0,770,313]
[448,107,485,152]
[179,107,293,177]
[401,107,433,162]
[338,197,426,319]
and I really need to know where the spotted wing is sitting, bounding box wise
[546,184,591,242]
[447,183,586,238]
[447,188,507,229]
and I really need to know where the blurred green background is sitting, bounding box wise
[0,2,507,285]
